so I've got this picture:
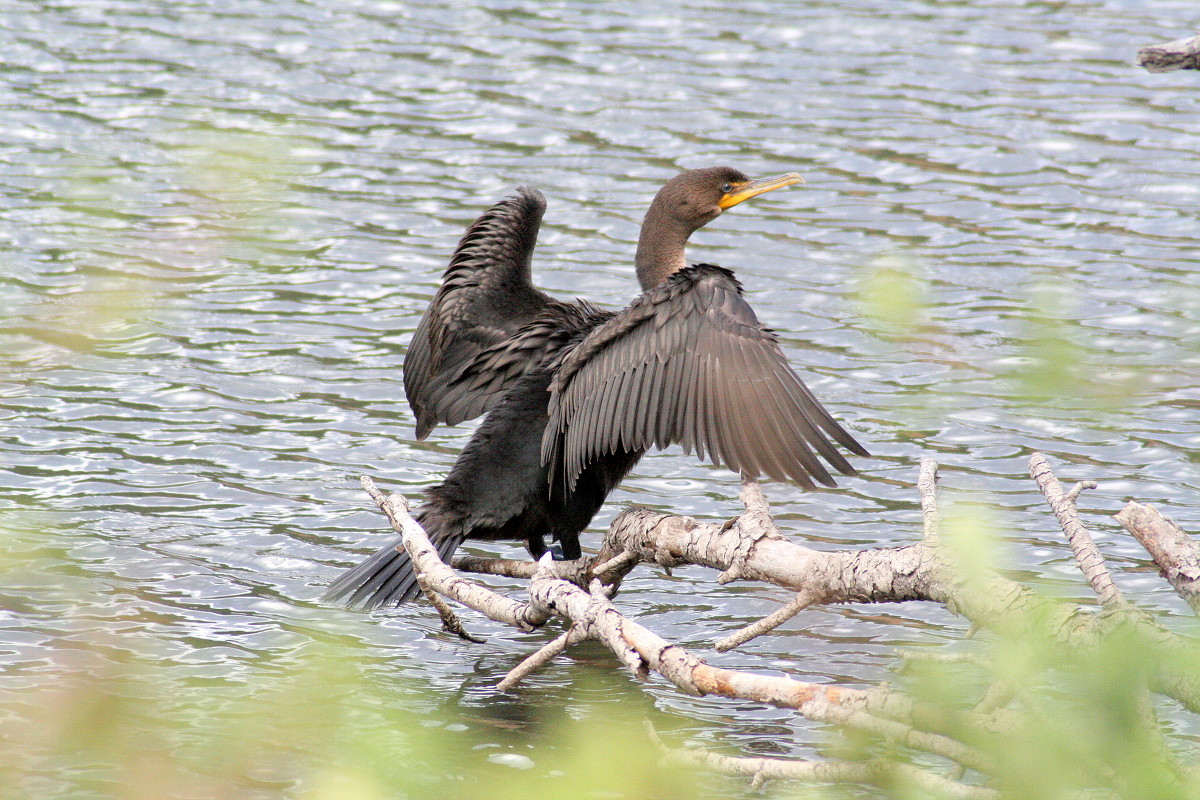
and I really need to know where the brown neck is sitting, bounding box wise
[634,212,694,290]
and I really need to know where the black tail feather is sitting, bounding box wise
[323,530,464,610]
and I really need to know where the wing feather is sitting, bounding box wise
[708,325,745,475]
[543,264,867,490]
[404,187,556,439]
[632,357,658,450]
[656,348,684,449]
[680,339,704,459]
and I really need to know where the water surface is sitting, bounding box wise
[1,0,1198,792]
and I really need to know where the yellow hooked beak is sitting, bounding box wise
[717,172,805,210]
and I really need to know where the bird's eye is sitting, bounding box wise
[720,183,733,193]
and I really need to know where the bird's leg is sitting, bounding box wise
[527,535,548,558]
[550,535,582,561]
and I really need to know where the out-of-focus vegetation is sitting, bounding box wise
[855,253,1144,412]
[890,628,1197,800]
[893,506,1200,800]
[855,254,930,343]
[0,639,702,800]
[764,505,1200,800]
[1006,281,1139,407]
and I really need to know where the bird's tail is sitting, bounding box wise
[323,513,464,610]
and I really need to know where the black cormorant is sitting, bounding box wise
[325,167,868,609]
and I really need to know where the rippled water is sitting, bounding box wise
[2,0,1198,791]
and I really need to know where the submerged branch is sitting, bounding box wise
[498,624,590,692]
[645,722,999,799]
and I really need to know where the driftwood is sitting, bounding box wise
[1137,32,1200,73]
[1117,502,1200,614]
[355,453,1200,795]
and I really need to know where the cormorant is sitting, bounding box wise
[325,167,868,609]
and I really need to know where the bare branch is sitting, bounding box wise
[497,624,590,692]
[1137,32,1200,72]
[1028,453,1122,607]
[359,476,550,631]
[714,589,816,652]
[898,650,990,670]
[452,554,538,579]
[350,457,1200,791]
[528,571,998,774]
[603,479,1200,713]
[1116,501,1200,615]
[710,480,818,651]
[919,456,941,544]
[972,681,1015,716]
[738,478,776,528]
[646,723,999,799]
[417,573,486,643]
[717,480,784,584]
[591,550,638,578]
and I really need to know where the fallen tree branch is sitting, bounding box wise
[359,476,550,632]
[354,476,1004,779]
[919,456,940,544]
[1137,32,1200,72]
[714,588,815,652]
[451,554,539,579]
[528,576,997,774]
[645,722,999,799]
[1117,501,1200,615]
[498,624,590,692]
[1028,452,1122,607]
[349,456,1200,793]
[416,572,486,643]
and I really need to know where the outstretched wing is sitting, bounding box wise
[404,186,554,439]
[428,301,613,430]
[543,264,868,491]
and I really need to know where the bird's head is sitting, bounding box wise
[635,166,804,289]
[652,166,805,230]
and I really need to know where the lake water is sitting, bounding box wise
[2,0,1198,793]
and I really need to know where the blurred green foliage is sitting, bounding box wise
[891,617,1197,800]
[888,504,1200,800]
[855,253,929,344]
[855,253,1144,415]
[1006,281,1137,408]
[0,630,705,800]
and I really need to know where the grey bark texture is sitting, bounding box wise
[1138,32,1200,72]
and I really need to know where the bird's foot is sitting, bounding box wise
[548,542,582,561]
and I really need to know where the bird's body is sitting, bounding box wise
[325,167,868,610]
